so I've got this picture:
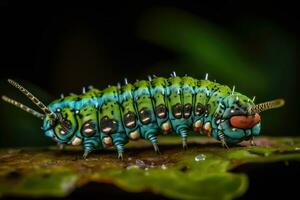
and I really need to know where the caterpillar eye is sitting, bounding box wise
[172,103,182,119]
[100,116,118,134]
[81,121,96,136]
[183,103,192,119]
[155,104,167,119]
[205,104,211,116]
[124,112,136,128]
[139,108,152,125]
[195,103,205,116]
[61,119,72,129]
[53,117,73,138]
[59,129,66,135]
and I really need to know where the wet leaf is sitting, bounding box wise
[0,136,300,199]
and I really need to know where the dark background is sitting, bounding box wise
[0,1,298,147]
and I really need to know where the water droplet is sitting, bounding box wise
[161,164,167,170]
[150,162,155,168]
[295,147,300,151]
[126,165,139,170]
[264,152,270,157]
[195,154,206,162]
[135,159,146,168]
[145,167,149,171]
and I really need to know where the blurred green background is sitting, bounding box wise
[0,2,298,147]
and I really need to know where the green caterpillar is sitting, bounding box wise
[2,72,285,159]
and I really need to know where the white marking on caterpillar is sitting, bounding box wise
[231,85,235,95]
[126,121,135,127]
[71,137,82,146]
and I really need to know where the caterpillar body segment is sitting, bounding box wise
[133,80,160,153]
[150,77,171,135]
[2,75,285,159]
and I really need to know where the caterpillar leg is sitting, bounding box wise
[57,143,65,150]
[250,137,256,146]
[82,151,90,159]
[179,129,189,150]
[218,131,229,149]
[114,142,124,160]
[221,140,229,149]
[153,143,161,154]
[148,134,160,154]
[102,135,123,159]
[82,138,99,159]
[82,149,94,160]
[118,152,123,160]
[110,133,128,160]
[182,138,188,150]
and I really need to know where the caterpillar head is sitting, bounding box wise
[43,107,78,145]
[2,79,78,146]
[212,92,284,145]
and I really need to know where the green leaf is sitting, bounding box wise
[0,136,300,199]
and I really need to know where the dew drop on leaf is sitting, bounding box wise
[161,164,167,170]
[195,154,206,162]
[135,159,146,168]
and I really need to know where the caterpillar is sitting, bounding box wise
[1,72,285,159]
